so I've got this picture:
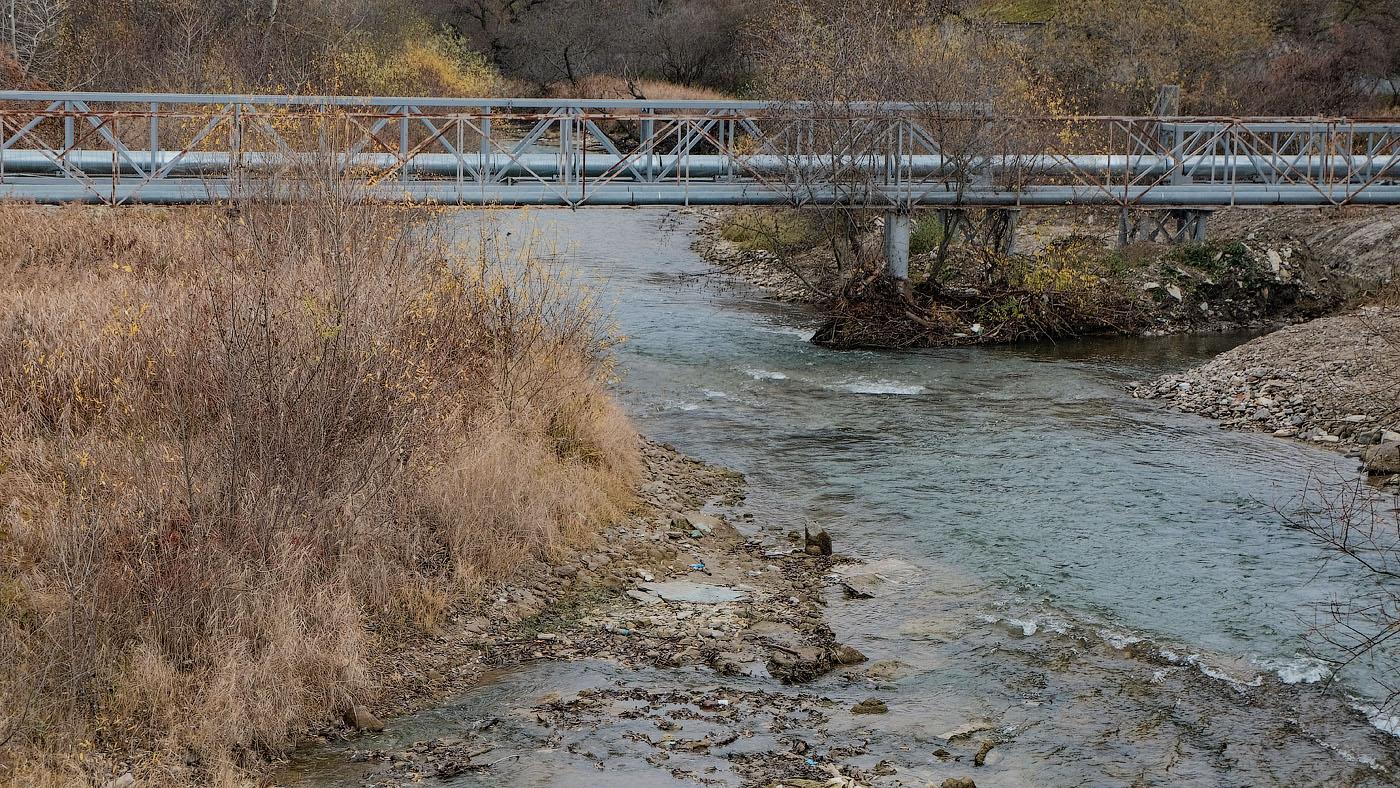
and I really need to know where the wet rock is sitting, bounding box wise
[831,644,867,665]
[1363,439,1400,474]
[940,721,994,742]
[864,659,909,681]
[872,760,897,775]
[850,697,888,714]
[941,778,977,788]
[711,650,767,677]
[974,739,995,766]
[767,644,834,683]
[834,559,912,599]
[673,510,724,535]
[343,703,385,732]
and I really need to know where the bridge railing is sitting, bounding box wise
[0,91,1398,206]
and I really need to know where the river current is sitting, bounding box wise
[283,209,1399,786]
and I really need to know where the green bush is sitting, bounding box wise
[1167,240,1256,278]
[909,214,946,256]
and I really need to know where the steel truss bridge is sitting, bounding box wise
[3,91,1399,275]
[2,91,1399,209]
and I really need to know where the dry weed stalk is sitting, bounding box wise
[0,171,637,784]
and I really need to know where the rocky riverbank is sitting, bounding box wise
[1131,306,1400,476]
[270,441,986,788]
[691,214,821,304]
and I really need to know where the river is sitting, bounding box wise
[281,208,1399,786]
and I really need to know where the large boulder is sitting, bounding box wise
[1363,439,1400,475]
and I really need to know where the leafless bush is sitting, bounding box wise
[1281,475,1400,708]
[744,0,1058,286]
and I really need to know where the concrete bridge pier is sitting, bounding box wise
[884,209,911,280]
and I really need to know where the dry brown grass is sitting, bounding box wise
[0,184,638,785]
[544,74,732,101]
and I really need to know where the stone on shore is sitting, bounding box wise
[1132,307,1400,454]
[1363,439,1400,474]
[832,644,867,665]
[673,510,724,535]
[343,703,385,732]
[638,581,746,604]
[851,697,888,714]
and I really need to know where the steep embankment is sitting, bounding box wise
[0,201,644,787]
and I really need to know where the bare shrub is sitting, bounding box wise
[0,179,636,783]
[1282,476,1400,710]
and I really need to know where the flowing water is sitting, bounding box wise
[282,209,1400,786]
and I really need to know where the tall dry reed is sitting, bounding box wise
[0,182,637,785]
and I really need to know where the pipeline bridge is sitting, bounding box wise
[3,91,1400,276]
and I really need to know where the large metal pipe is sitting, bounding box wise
[7,178,1400,207]
[5,150,1399,180]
